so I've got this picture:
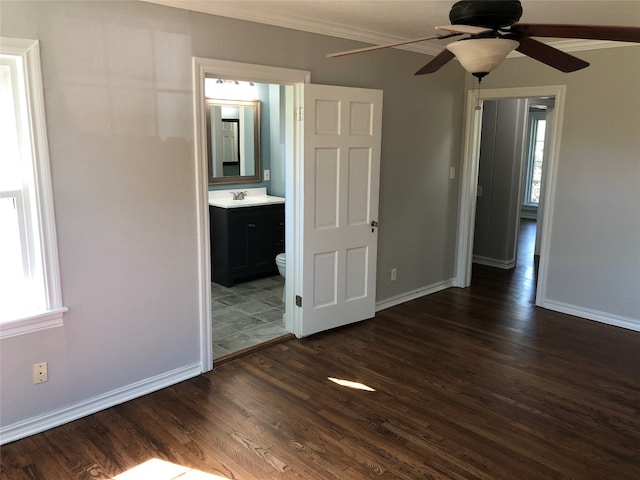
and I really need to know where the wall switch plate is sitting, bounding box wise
[391,268,397,282]
[33,362,48,384]
[264,169,270,181]
[449,166,456,180]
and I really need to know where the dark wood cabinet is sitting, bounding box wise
[209,203,285,287]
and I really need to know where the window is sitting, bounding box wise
[523,109,547,206]
[0,38,66,338]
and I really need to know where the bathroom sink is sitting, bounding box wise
[209,195,285,209]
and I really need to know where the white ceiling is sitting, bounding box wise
[143,0,640,56]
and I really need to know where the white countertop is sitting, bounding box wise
[208,188,285,209]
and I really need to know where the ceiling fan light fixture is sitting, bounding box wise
[446,38,519,78]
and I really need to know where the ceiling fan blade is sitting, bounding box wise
[436,25,493,35]
[327,32,461,58]
[511,24,640,43]
[516,37,589,73]
[415,49,456,75]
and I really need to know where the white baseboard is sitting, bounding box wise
[376,278,455,312]
[0,362,202,445]
[542,300,640,333]
[473,255,515,270]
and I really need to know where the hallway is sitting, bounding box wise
[472,218,538,305]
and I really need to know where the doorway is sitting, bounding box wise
[194,60,384,371]
[472,97,553,292]
[454,85,566,309]
[206,80,291,361]
[193,58,311,371]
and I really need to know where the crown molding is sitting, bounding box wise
[507,39,637,58]
[141,0,444,56]
[142,1,637,58]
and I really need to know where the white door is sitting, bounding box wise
[299,84,383,337]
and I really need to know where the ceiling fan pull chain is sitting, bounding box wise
[474,76,482,111]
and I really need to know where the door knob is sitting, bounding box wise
[370,220,379,227]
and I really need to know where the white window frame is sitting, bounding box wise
[0,38,66,339]
[523,109,547,207]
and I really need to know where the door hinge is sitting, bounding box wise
[295,295,302,307]
[295,107,304,122]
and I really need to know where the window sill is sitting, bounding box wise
[0,307,67,340]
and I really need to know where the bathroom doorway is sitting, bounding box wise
[205,79,293,361]
[193,58,311,369]
[194,60,383,370]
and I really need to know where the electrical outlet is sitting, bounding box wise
[391,268,397,282]
[264,169,270,181]
[33,362,48,384]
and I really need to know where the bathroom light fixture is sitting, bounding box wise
[446,37,519,80]
[204,78,259,101]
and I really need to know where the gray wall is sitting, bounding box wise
[0,0,465,434]
[474,46,640,323]
[474,98,526,266]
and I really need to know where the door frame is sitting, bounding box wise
[454,84,566,308]
[192,58,310,372]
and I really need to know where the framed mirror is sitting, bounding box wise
[206,99,261,185]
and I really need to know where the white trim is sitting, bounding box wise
[472,256,515,270]
[542,300,640,333]
[145,1,444,56]
[453,93,483,287]
[375,278,455,312]
[143,1,636,58]
[0,37,66,335]
[454,85,566,313]
[192,58,212,374]
[0,363,201,445]
[0,307,67,339]
[291,82,305,338]
[192,58,311,371]
[508,39,638,57]
[194,58,311,87]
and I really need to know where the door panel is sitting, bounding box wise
[314,148,339,229]
[345,246,368,301]
[347,148,372,225]
[313,251,337,308]
[300,84,382,337]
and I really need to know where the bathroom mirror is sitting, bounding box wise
[206,99,261,185]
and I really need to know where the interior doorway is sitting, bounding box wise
[193,58,311,372]
[454,85,567,309]
[472,96,553,300]
[193,60,383,370]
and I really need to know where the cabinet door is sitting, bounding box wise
[228,218,250,274]
[248,217,274,270]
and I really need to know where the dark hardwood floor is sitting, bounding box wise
[2,221,640,479]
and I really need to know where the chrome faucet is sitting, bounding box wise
[231,191,247,200]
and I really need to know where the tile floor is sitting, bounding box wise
[211,275,289,359]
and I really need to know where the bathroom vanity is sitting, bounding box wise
[209,189,284,287]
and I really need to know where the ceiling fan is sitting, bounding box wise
[327,0,640,80]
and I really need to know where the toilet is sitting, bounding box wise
[275,253,286,302]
